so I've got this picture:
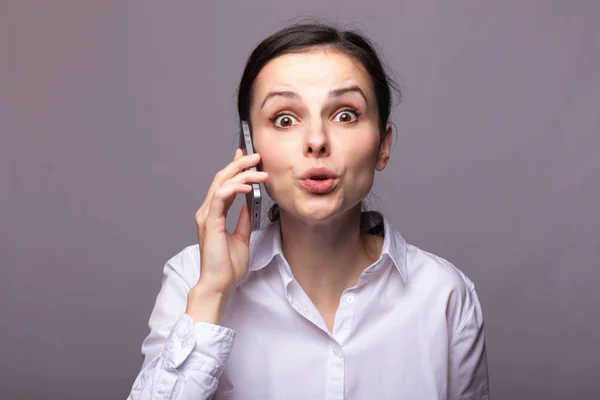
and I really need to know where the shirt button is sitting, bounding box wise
[345,295,356,304]
[181,338,192,348]
[332,346,343,357]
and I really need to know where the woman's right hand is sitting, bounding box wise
[186,148,268,324]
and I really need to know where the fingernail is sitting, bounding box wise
[252,153,260,158]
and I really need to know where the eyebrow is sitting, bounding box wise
[260,85,369,109]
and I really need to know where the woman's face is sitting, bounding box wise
[250,48,392,224]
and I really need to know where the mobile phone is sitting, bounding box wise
[239,120,262,231]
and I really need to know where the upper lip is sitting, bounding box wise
[299,167,338,180]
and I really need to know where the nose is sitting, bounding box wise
[303,124,330,158]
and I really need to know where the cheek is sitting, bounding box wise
[342,137,380,193]
[255,139,293,196]
[258,141,287,174]
[346,136,379,169]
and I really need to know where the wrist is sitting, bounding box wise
[186,284,230,325]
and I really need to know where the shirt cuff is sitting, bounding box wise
[162,313,236,373]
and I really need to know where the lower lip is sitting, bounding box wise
[299,178,339,194]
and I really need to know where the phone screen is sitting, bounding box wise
[239,120,262,231]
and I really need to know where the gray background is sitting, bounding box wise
[1,1,599,399]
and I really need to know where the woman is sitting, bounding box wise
[128,22,489,400]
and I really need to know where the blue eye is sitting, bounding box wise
[333,109,360,123]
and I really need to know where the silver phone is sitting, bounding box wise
[239,120,262,231]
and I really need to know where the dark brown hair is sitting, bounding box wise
[236,20,401,222]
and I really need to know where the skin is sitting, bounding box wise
[252,48,393,329]
[188,47,392,332]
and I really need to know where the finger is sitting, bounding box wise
[203,148,243,209]
[233,196,251,243]
[233,147,243,161]
[219,171,267,216]
[197,148,244,223]
[206,182,253,225]
[196,150,260,230]
[226,169,268,186]
[202,153,261,210]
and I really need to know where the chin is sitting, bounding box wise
[272,184,362,224]
[292,199,353,224]
[301,209,337,223]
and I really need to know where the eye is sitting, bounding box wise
[270,113,299,129]
[333,109,360,123]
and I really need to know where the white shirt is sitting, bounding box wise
[127,212,489,399]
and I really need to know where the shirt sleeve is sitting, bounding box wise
[126,246,236,400]
[447,286,490,400]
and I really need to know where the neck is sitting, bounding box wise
[279,205,382,308]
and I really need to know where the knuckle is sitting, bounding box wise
[214,187,227,199]
[236,171,251,182]
[195,207,206,223]
[215,169,227,181]
[232,161,244,173]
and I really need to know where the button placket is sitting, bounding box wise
[324,291,359,400]
[326,341,346,400]
[331,290,358,346]
[332,345,343,358]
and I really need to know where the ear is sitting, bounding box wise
[375,123,393,171]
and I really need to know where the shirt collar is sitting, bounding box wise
[247,211,407,282]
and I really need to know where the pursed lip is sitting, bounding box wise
[298,167,338,180]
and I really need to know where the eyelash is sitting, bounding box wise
[268,108,362,128]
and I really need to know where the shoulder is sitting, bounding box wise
[406,244,475,293]
[161,244,201,290]
[404,244,480,332]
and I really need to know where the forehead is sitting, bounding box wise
[253,48,373,99]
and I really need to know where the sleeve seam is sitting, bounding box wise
[165,249,195,292]
[451,287,476,342]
